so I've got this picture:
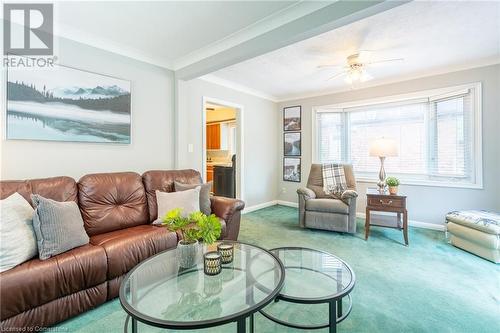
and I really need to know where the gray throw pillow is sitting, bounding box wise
[174,181,212,215]
[31,194,89,260]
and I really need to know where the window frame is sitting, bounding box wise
[311,82,483,189]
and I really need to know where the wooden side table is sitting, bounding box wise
[365,188,409,246]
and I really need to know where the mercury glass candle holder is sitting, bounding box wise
[217,243,234,264]
[203,251,222,275]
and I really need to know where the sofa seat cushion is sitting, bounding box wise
[90,225,178,280]
[305,198,349,214]
[446,210,500,235]
[0,244,107,320]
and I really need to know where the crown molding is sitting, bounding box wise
[200,74,278,102]
[53,22,173,69]
[274,56,500,102]
[50,1,331,72]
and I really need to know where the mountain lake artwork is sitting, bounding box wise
[7,64,131,143]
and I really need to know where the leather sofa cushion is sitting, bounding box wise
[90,225,178,280]
[142,170,202,222]
[0,176,78,206]
[78,172,149,236]
[0,244,107,321]
[306,198,349,214]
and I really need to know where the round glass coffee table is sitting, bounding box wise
[259,247,355,333]
[119,241,284,333]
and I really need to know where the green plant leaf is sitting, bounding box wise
[184,227,200,243]
[386,176,400,186]
[162,208,190,233]
[198,214,221,245]
[162,209,221,244]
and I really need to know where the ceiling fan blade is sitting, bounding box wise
[327,71,347,81]
[317,64,343,68]
[368,58,404,65]
[357,50,374,63]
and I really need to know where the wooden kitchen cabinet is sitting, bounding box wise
[206,165,214,192]
[206,123,221,149]
[206,165,214,182]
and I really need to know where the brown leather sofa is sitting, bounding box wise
[0,169,245,330]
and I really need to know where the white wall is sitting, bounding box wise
[176,78,278,208]
[1,37,175,180]
[277,65,500,225]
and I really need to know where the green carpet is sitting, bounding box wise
[56,205,500,332]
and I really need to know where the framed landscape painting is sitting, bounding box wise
[283,106,301,131]
[284,132,301,156]
[6,63,131,143]
[283,157,301,182]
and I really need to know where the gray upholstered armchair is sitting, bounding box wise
[297,164,358,233]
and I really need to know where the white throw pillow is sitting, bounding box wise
[0,192,38,272]
[155,187,201,223]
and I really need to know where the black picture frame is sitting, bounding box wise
[283,106,301,131]
[283,132,301,156]
[283,157,301,182]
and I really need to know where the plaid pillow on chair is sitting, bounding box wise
[322,163,347,196]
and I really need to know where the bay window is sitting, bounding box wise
[313,83,482,188]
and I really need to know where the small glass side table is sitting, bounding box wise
[259,247,355,333]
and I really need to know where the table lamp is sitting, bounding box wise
[369,137,398,192]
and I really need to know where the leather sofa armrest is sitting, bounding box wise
[210,196,245,241]
[297,187,316,200]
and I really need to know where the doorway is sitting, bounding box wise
[202,97,244,200]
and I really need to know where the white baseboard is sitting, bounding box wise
[242,201,278,214]
[355,212,445,231]
[245,201,445,231]
[276,200,298,208]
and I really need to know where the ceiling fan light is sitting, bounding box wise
[360,70,373,82]
[350,70,361,81]
[344,75,353,84]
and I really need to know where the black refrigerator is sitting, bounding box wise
[213,155,236,198]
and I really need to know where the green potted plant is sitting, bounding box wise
[385,176,400,195]
[162,208,221,268]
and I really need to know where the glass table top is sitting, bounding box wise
[270,247,355,301]
[120,241,284,328]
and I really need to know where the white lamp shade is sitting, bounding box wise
[369,137,398,157]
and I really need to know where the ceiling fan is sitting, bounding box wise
[318,51,404,85]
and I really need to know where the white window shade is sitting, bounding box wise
[429,90,474,182]
[314,84,482,188]
[348,102,427,176]
[316,111,344,163]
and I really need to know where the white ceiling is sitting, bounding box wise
[206,1,500,101]
[54,1,309,69]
